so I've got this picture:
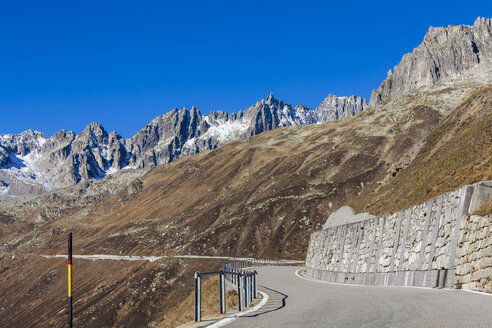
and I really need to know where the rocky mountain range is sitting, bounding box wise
[0,93,367,199]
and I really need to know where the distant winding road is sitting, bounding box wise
[39,253,258,262]
[222,266,492,328]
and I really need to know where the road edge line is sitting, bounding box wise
[295,268,492,296]
[294,268,435,290]
[205,290,269,328]
[295,268,438,290]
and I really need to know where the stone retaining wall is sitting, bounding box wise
[455,215,492,292]
[305,181,492,291]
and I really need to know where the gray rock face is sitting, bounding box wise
[316,95,367,122]
[369,17,492,107]
[126,107,207,168]
[0,93,366,199]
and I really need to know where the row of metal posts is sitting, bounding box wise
[194,259,290,321]
[225,259,287,270]
[194,269,258,321]
[197,258,287,322]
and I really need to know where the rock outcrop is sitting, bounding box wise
[316,95,367,121]
[369,17,492,107]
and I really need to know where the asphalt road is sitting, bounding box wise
[226,266,492,328]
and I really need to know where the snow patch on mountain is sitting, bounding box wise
[203,119,250,143]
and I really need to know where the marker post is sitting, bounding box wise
[68,232,72,328]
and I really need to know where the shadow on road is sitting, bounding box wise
[243,285,288,318]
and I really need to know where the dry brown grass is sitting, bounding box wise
[7,100,440,262]
[351,87,492,215]
[0,256,227,328]
[158,275,238,328]
[474,199,492,216]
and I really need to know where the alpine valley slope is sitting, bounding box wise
[0,17,491,328]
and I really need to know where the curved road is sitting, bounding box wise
[225,266,492,328]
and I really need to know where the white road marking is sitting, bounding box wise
[461,288,492,297]
[295,268,492,296]
[294,268,434,290]
[205,291,269,328]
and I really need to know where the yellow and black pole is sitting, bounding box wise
[68,232,73,328]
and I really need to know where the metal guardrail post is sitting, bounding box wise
[251,273,254,300]
[254,271,258,298]
[194,272,201,321]
[238,272,243,311]
[219,270,226,314]
[249,273,253,299]
[244,273,249,307]
[248,273,252,303]
[248,273,252,305]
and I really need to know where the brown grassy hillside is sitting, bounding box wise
[0,256,225,328]
[3,101,441,261]
[351,87,492,215]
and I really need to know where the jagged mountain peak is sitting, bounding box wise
[74,122,109,149]
[78,122,108,140]
[253,93,282,108]
[474,16,491,27]
[369,17,492,107]
[265,92,277,104]
[83,121,105,131]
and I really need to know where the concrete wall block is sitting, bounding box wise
[468,181,492,213]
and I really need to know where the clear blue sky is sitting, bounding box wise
[0,1,490,138]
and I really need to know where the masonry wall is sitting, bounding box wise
[455,215,492,292]
[305,181,492,291]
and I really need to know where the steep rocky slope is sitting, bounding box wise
[351,86,492,215]
[369,17,491,107]
[0,93,366,200]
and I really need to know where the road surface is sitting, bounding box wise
[225,266,492,328]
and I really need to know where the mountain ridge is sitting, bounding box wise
[0,93,367,199]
